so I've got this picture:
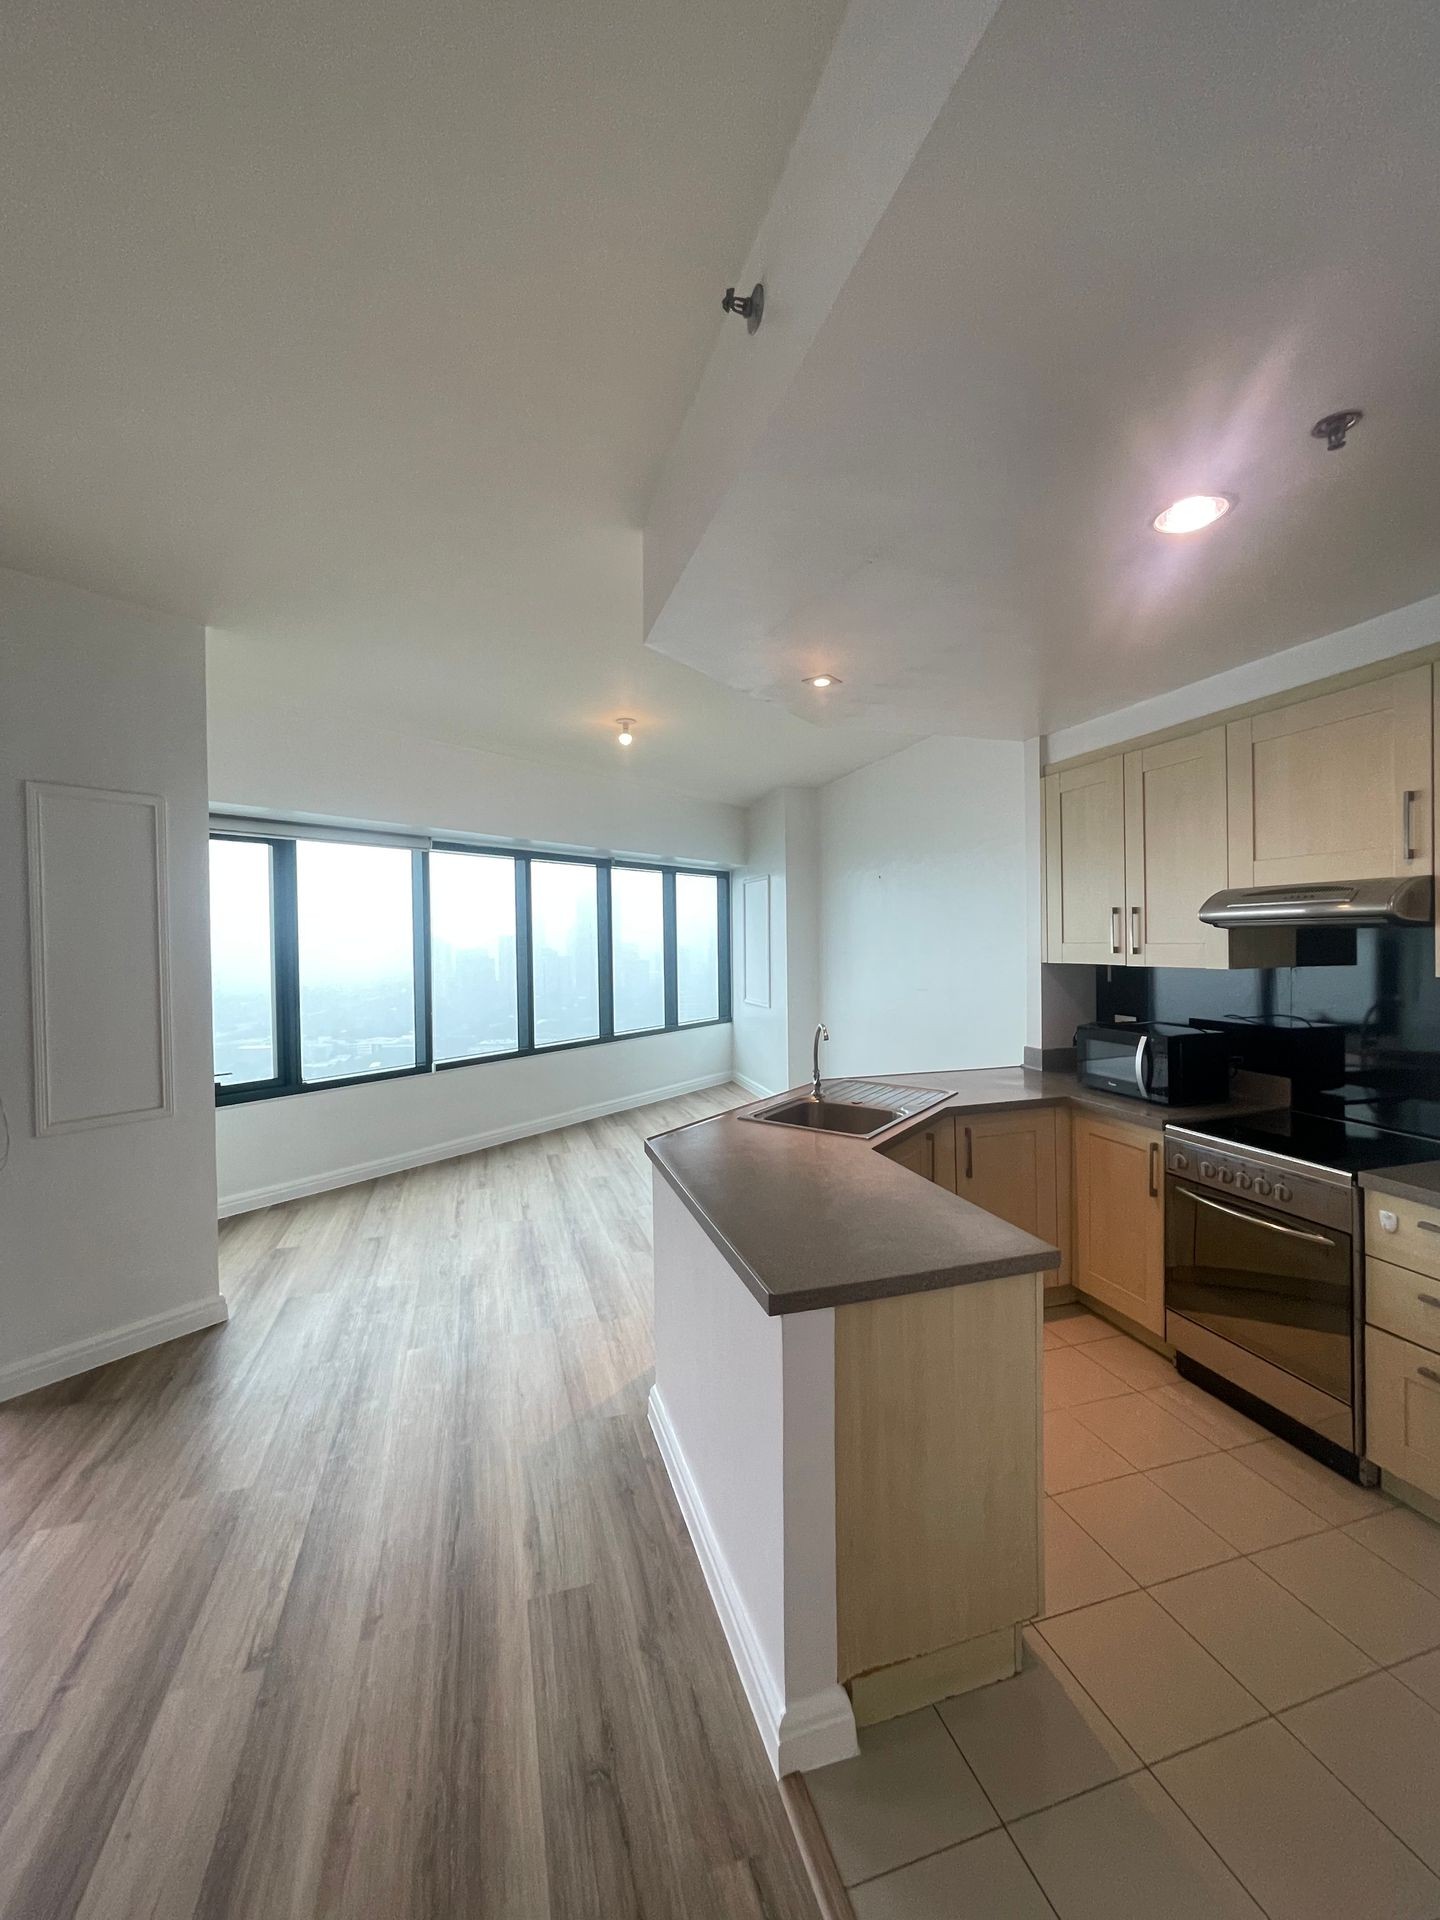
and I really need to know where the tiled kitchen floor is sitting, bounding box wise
[806,1305,1440,1920]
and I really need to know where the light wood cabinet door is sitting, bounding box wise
[1227,665,1432,888]
[1072,1111,1165,1337]
[1366,1326,1440,1500]
[883,1114,957,1192]
[958,1107,1067,1296]
[1123,728,1228,969]
[1044,758,1127,964]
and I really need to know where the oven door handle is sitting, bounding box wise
[1188,1189,1338,1249]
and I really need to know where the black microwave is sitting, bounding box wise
[1075,1021,1230,1106]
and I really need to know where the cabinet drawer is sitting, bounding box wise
[1366,1326,1440,1499]
[1368,1256,1440,1357]
[1366,1190,1440,1283]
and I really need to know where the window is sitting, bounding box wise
[676,871,721,1025]
[611,867,665,1034]
[296,841,417,1083]
[531,859,600,1047]
[430,850,519,1062]
[211,825,728,1103]
[209,838,277,1086]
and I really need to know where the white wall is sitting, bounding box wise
[731,787,822,1097]
[818,737,1029,1076]
[0,567,222,1398]
[208,661,744,1210]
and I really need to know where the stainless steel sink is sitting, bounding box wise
[743,1078,953,1140]
[761,1098,901,1136]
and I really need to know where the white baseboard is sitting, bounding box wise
[218,1069,734,1217]
[733,1073,778,1100]
[0,1294,230,1404]
[648,1383,856,1777]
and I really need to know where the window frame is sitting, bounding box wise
[211,828,729,1105]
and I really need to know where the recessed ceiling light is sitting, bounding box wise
[1152,494,1234,535]
[803,673,841,688]
[616,717,634,746]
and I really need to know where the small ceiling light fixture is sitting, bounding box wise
[616,717,635,746]
[802,673,841,689]
[1152,493,1234,535]
[1312,408,1362,452]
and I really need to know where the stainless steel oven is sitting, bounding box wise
[1163,1127,1367,1474]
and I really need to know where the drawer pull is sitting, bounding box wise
[1418,1221,1440,1235]
[1420,1366,1440,1386]
[1418,1293,1440,1310]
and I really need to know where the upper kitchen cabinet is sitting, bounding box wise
[1044,757,1127,964]
[1226,665,1433,889]
[1123,728,1229,970]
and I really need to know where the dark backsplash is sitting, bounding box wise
[1094,925,1440,1139]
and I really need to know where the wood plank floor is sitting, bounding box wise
[0,1084,821,1920]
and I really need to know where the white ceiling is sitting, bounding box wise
[0,0,919,807]
[647,0,1440,740]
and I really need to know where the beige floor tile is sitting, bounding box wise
[1044,1409,1132,1495]
[1155,1719,1440,1920]
[1011,1774,1263,1920]
[1233,1436,1393,1521]
[805,1707,998,1887]
[1056,1475,1236,1586]
[1044,1346,1133,1411]
[1036,1591,1264,1762]
[1085,1333,1178,1392]
[1147,1450,1331,1553]
[1144,1379,1271,1449]
[1345,1505,1440,1596]
[1253,1529,1440,1664]
[851,1828,1058,1919]
[1150,1558,1375,1710]
[1393,1648,1440,1711]
[1071,1393,1217,1470]
[937,1628,1139,1821]
[1041,1499,1137,1616]
[1284,1671,1440,1876]
[1043,1321,1068,1351]
[1047,1308,1115,1347]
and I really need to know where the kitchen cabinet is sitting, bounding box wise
[1226,664,1432,889]
[957,1108,1068,1292]
[1071,1111,1165,1338]
[1043,757,1126,964]
[1364,1185,1440,1501]
[1123,727,1229,969]
[883,1113,957,1192]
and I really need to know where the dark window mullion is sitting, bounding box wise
[515,856,534,1052]
[272,837,302,1092]
[412,849,432,1071]
[662,869,678,1030]
[597,864,614,1041]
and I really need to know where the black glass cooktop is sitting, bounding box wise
[1177,1108,1440,1175]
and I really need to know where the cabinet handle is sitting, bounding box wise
[1149,1140,1160,1199]
[1111,906,1122,955]
[1403,789,1418,863]
[1418,1220,1440,1235]
[1417,1293,1440,1310]
[1131,905,1142,956]
[1419,1365,1440,1386]
[964,1124,973,1180]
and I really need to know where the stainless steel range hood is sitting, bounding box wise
[1199,876,1433,929]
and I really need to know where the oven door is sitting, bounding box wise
[1165,1178,1353,1405]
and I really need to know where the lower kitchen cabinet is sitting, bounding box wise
[1071,1110,1165,1337]
[883,1112,957,1192]
[957,1108,1067,1291]
[1366,1325,1440,1499]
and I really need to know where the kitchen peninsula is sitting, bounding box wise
[646,1069,1064,1779]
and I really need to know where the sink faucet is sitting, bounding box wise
[811,1024,829,1101]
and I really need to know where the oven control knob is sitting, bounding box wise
[1236,1172,1253,1191]
[1200,1161,1216,1178]
[1220,1167,1235,1184]
[1172,1152,1189,1171]
[1276,1183,1292,1203]
[1255,1177,1273,1197]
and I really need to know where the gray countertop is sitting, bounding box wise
[645,1064,1266,1317]
[1359,1161,1440,1209]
